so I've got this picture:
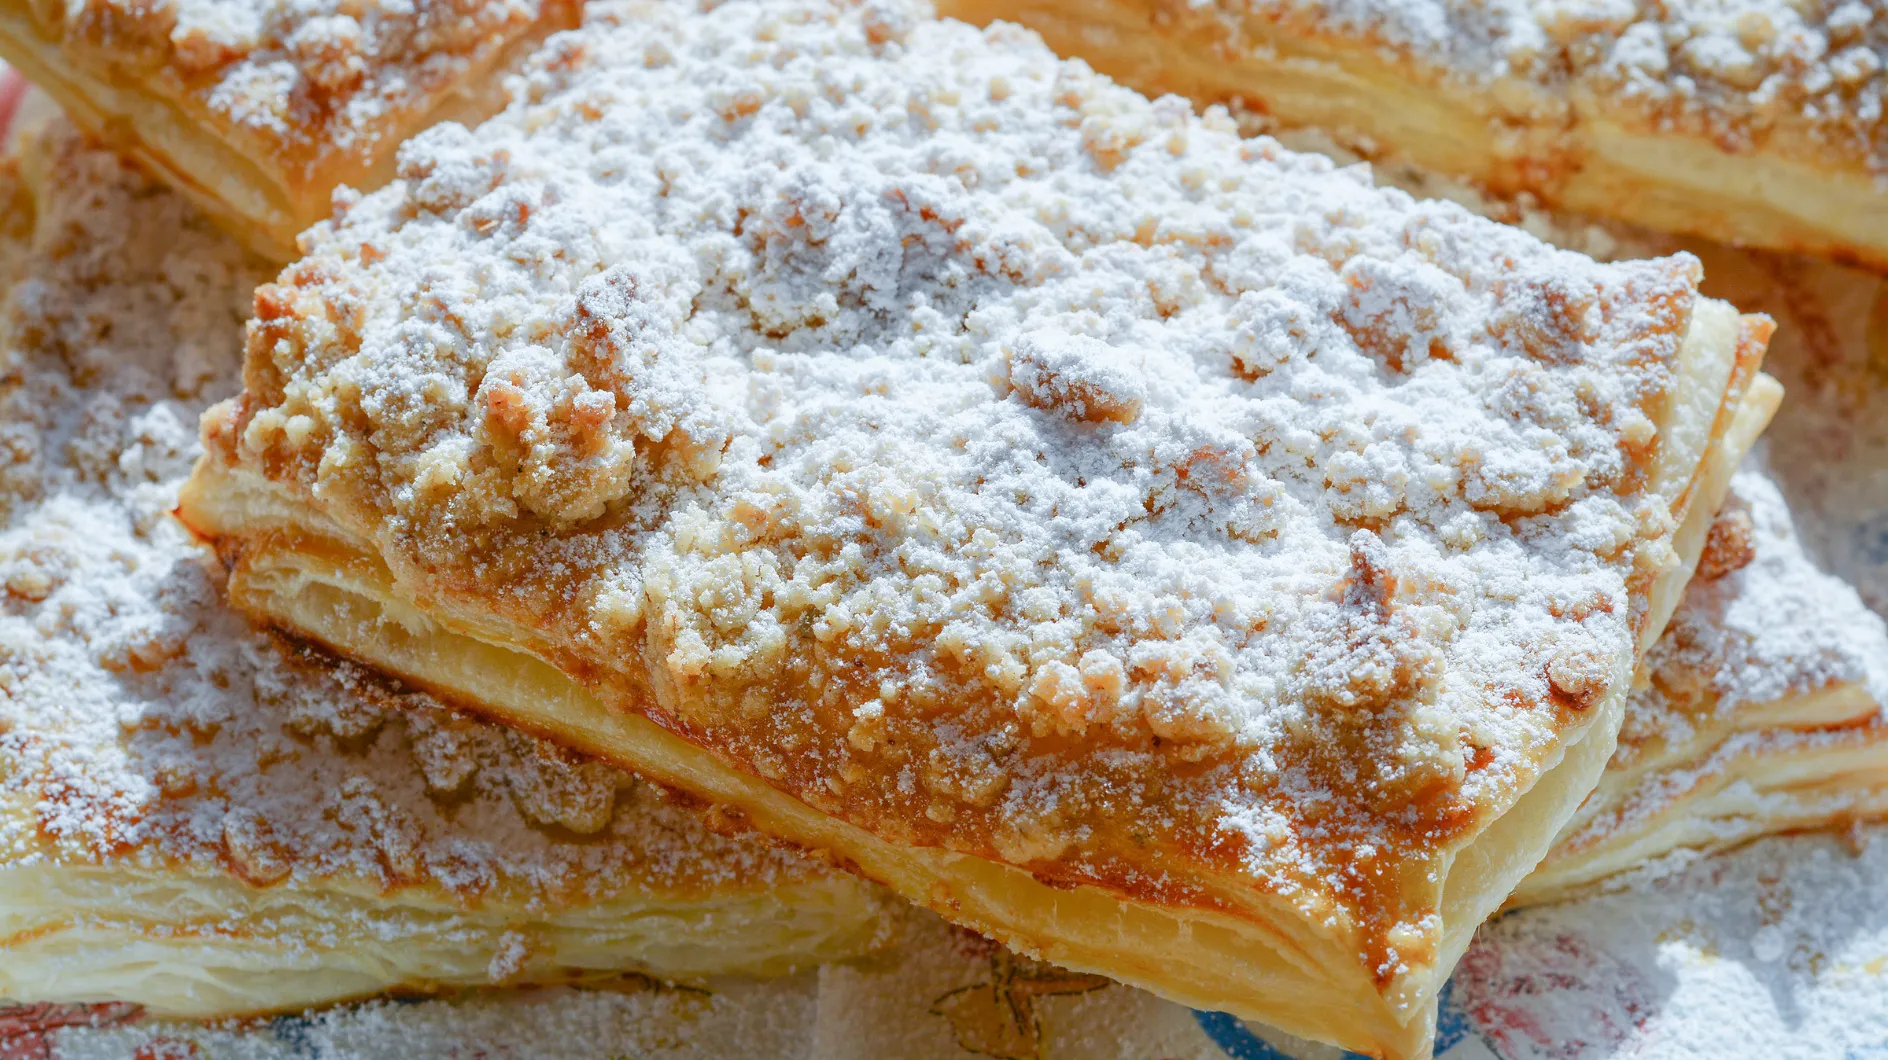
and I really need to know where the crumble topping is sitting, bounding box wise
[206,0,1734,973]
[1220,0,1887,170]
[0,120,832,902]
[30,0,576,180]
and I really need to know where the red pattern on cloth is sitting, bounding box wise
[0,1003,144,1060]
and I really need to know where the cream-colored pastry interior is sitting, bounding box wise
[0,863,889,1018]
[0,6,299,252]
[1519,723,1888,905]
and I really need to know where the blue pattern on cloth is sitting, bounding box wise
[1192,1010,1371,1059]
[1192,978,1477,1059]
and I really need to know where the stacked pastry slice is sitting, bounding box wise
[1516,468,1888,904]
[0,0,581,258]
[0,118,892,1019]
[935,0,1888,271]
[171,0,1780,1054]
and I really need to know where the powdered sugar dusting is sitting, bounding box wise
[1238,114,1675,265]
[202,0,1733,983]
[43,974,819,1059]
[1249,102,1888,919]
[1458,827,1888,1060]
[34,0,571,177]
[0,120,832,905]
[1534,466,1888,876]
[1617,467,1888,764]
[1215,0,1887,170]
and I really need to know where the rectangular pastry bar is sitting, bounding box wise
[0,0,580,257]
[177,1,1777,1054]
[936,0,1888,271]
[0,119,891,1019]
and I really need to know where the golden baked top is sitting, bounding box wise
[14,0,575,181]
[205,0,1741,978]
[0,120,831,904]
[1216,0,1885,171]
[1618,468,1888,767]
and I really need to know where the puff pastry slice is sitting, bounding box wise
[0,119,892,1020]
[176,1,1777,1054]
[935,0,1888,271]
[1517,468,1888,904]
[0,0,581,258]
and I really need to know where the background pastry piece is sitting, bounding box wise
[1516,468,1888,904]
[0,0,580,259]
[0,118,892,1020]
[1229,109,1888,907]
[935,0,1888,272]
[175,1,1776,1055]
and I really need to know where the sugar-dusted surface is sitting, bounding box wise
[1447,828,1888,1060]
[1,49,1882,1060]
[1254,131,1888,1060]
[1221,0,1886,170]
[1251,116,1888,627]
[26,0,571,178]
[34,975,822,1060]
[1254,117,1888,890]
[0,120,830,905]
[1616,467,1888,766]
[1534,465,1888,869]
[203,0,1740,981]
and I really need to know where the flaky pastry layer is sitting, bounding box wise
[937,0,1888,271]
[0,117,894,1020]
[177,2,1781,1052]
[182,363,1775,1058]
[1518,469,1888,904]
[0,862,883,1018]
[1516,713,1888,905]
